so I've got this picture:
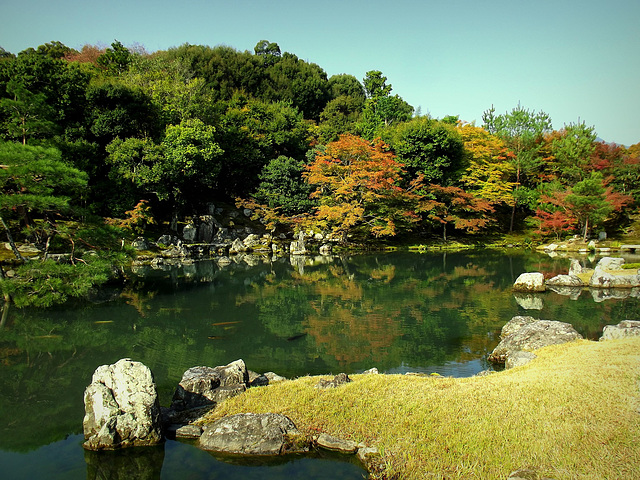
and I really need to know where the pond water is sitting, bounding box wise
[1,250,638,479]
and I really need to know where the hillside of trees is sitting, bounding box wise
[1,39,639,252]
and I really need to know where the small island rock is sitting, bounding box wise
[513,272,546,292]
[83,358,163,450]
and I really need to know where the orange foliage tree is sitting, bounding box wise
[424,185,495,241]
[304,134,424,242]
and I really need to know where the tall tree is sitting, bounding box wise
[0,141,88,246]
[423,185,494,241]
[551,121,597,183]
[482,103,552,231]
[357,71,413,139]
[0,80,56,144]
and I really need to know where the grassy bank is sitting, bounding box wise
[202,338,640,479]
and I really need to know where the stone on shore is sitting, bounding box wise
[545,274,585,287]
[600,320,640,341]
[199,413,307,455]
[317,433,358,453]
[488,319,583,365]
[83,358,163,450]
[170,360,249,412]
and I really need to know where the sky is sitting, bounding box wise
[2,0,639,145]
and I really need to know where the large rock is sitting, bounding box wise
[500,316,537,339]
[488,320,583,364]
[182,224,197,242]
[199,413,307,455]
[513,272,546,292]
[170,360,248,412]
[600,320,640,341]
[83,359,163,450]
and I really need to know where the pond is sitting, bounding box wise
[1,250,638,479]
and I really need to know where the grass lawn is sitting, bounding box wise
[202,337,640,479]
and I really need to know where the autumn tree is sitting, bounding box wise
[304,134,423,242]
[534,173,631,241]
[457,123,516,209]
[423,185,494,241]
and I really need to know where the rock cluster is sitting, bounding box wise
[81,358,375,471]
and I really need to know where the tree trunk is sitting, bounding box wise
[582,217,589,242]
[0,216,24,261]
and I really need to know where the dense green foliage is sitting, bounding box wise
[0,39,639,305]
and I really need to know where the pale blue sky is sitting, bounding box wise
[2,0,639,145]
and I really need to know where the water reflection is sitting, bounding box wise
[1,250,638,476]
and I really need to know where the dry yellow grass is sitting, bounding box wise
[202,338,640,479]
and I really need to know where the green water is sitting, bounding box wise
[0,250,637,478]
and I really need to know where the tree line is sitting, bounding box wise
[1,39,639,249]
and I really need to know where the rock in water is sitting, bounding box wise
[170,360,248,412]
[83,358,163,450]
[513,272,546,292]
[199,413,307,455]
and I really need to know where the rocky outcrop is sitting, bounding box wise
[165,360,249,429]
[315,373,352,389]
[83,358,163,450]
[513,272,546,292]
[488,319,583,366]
[170,360,248,412]
[199,413,307,455]
[600,320,640,340]
[500,316,537,338]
